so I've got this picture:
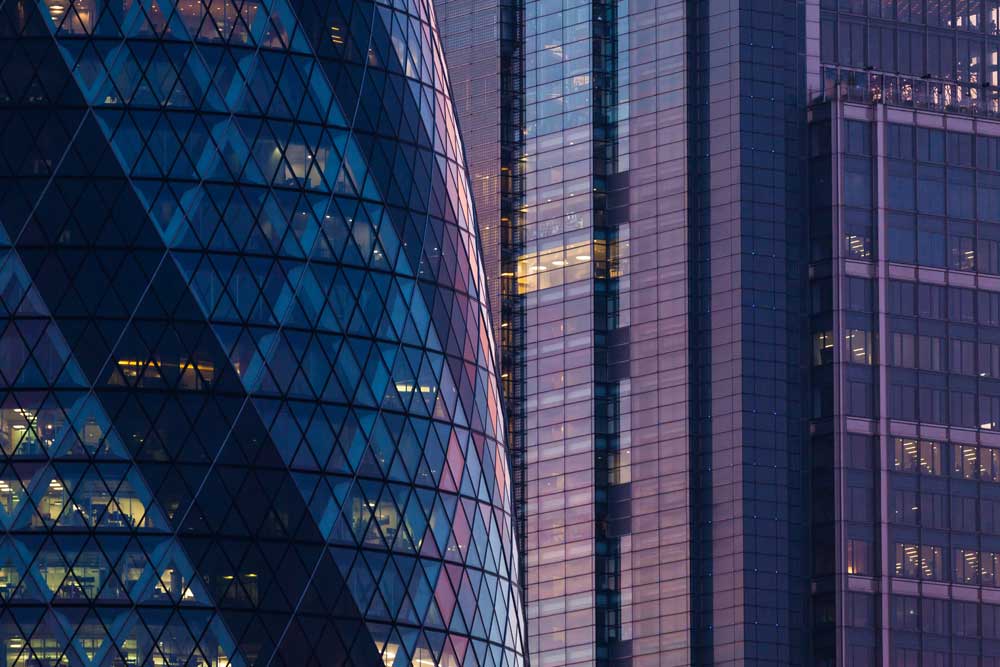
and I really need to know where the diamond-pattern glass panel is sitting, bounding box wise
[0,0,524,661]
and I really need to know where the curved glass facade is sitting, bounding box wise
[0,0,524,663]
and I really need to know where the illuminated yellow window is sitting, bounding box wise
[516,241,602,293]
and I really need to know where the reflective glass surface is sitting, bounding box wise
[0,0,524,663]
[810,108,1000,666]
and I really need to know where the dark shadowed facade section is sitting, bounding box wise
[689,0,811,662]
[0,0,525,664]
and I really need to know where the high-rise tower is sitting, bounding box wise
[810,2,1000,663]
[437,0,812,662]
[0,0,525,664]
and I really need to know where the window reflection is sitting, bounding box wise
[983,551,1000,586]
[892,488,918,524]
[0,408,64,456]
[376,641,447,667]
[953,443,979,478]
[844,329,873,364]
[517,240,609,292]
[847,539,872,575]
[110,357,214,389]
[890,331,915,367]
[982,394,1000,429]
[350,497,403,549]
[955,548,980,584]
[220,571,260,605]
[45,0,96,32]
[918,334,946,371]
[44,0,273,44]
[902,545,946,580]
[844,232,873,259]
[983,447,1000,479]
[893,437,945,474]
[28,474,152,530]
[922,546,944,579]
[813,331,833,365]
[4,637,67,667]
[0,562,22,600]
[609,447,630,484]
[893,439,1000,480]
[951,235,977,270]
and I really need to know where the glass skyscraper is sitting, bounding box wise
[813,0,1000,661]
[438,0,1000,662]
[0,0,524,664]
[439,0,810,661]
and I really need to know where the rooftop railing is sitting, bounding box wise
[815,66,1000,119]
